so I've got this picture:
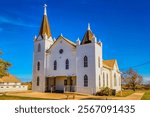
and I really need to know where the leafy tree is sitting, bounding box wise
[122,68,143,91]
[0,51,11,78]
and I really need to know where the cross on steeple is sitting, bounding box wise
[44,4,47,15]
[39,4,52,38]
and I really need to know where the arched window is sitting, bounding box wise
[38,43,41,52]
[84,56,88,67]
[37,61,40,71]
[99,75,101,87]
[103,73,105,87]
[98,57,100,68]
[119,77,121,86]
[107,74,109,87]
[84,75,88,87]
[37,76,40,86]
[114,73,117,86]
[54,60,57,70]
[65,59,69,69]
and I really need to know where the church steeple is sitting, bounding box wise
[39,4,52,38]
[81,23,94,45]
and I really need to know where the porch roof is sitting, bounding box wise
[47,75,76,78]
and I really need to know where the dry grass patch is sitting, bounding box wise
[0,95,50,100]
[116,90,134,97]
[141,90,150,100]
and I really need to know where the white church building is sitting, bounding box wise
[32,4,121,95]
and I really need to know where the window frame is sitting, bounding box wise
[84,75,88,87]
[65,59,69,70]
[64,80,67,86]
[37,76,40,86]
[37,43,41,52]
[99,75,101,87]
[54,60,57,70]
[114,73,117,87]
[103,72,105,87]
[107,74,109,87]
[37,61,40,71]
[84,56,88,67]
[98,57,100,68]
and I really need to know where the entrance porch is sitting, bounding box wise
[46,76,76,93]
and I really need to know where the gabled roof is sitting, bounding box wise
[39,15,52,38]
[62,36,76,47]
[81,29,94,45]
[46,35,76,52]
[0,74,21,83]
[103,60,116,69]
[0,79,3,83]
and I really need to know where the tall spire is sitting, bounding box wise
[88,23,91,30]
[81,23,94,45]
[39,4,52,38]
[44,4,47,15]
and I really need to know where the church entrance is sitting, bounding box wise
[46,76,76,93]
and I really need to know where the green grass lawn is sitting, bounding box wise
[141,90,150,100]
[0,95,50,100]
[116,90,134,97]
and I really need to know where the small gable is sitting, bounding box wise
[47,35,76,53]
[103,60,117,69]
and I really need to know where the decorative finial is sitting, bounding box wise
[93,34,96,38]
[44,4,47,15]
[98,39,101,43]
[60,33,63,37]
[76,37,80,45]
[34,35,37,39]
[54,37,56,41]
[88,23,91,30]
[34,35,37,41]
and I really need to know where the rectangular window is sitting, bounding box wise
[107,74,109,87]
[98,57,100,68]
[54,66,56,70]
[54,61,57,70]
[84,56,88,67]
[84,75,88,87]
[64,80,67,86]
[37,77,40,86]
[99,75,101,87]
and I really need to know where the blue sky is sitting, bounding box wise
[0,0,150,82]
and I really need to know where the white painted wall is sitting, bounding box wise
[102,67,111,88]
[111,70,121,91]
[76,42,97,94]
[32,35,121,94]
[46,37,76,77]
[32,35,53,92]
[0,83,28,92]
[94,42,103,92]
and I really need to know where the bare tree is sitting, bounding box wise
[122,68,143,91]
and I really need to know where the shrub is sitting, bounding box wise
[96,87,113,96]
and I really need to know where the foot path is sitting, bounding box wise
[112,92,144,100]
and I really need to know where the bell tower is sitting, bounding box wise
[32,4,53,92]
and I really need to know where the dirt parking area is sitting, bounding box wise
[5,91,108,100]
[3,91,144,100]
